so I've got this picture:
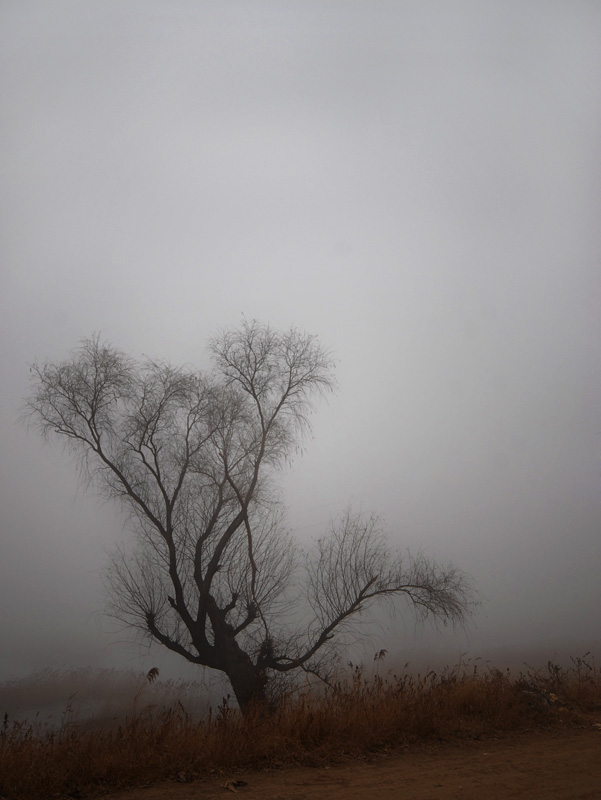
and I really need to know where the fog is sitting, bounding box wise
[1,1,600,685]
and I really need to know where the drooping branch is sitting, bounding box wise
[265,510,474,676]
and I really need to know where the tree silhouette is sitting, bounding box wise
[26,320,472,712]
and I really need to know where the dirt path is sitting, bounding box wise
[105,726,601,800]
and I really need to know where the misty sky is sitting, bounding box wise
[1,0,600,681]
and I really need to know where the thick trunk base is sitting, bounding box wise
[227,666,270,715]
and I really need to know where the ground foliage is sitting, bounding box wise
[1,653,599,800]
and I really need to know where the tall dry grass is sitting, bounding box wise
[1,653,599,800]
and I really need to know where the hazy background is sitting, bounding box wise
[1,0,600,686]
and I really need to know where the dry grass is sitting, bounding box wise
[1,653,600,800]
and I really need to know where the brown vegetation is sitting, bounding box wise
[1,654,599,800]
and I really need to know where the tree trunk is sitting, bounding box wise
[226,658,269,715]
[214,630,270,715]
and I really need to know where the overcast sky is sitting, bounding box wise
[1,0,600,681]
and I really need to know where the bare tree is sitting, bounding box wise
[25,320,473,713]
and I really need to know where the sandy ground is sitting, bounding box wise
[105,724,601,800]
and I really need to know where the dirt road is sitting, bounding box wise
[106,725,601,800]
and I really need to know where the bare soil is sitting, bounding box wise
[104,724,601,800]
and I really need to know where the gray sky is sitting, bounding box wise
[1,0,600,681]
